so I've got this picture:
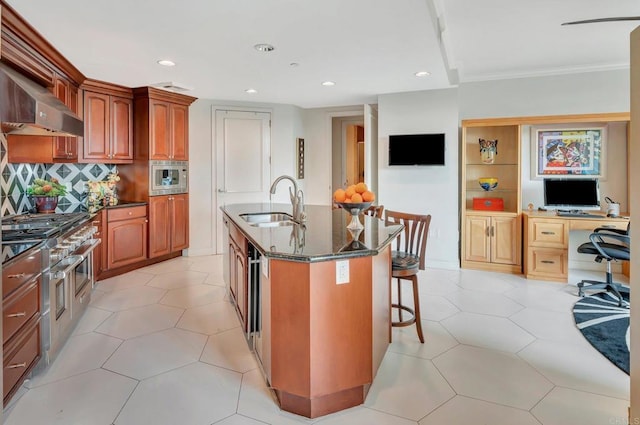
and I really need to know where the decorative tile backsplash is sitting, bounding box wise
[0,133,117,216]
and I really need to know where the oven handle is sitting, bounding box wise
[73,238,100,260]
[49,255,84,281]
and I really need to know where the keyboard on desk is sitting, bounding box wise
[556,210,603,218]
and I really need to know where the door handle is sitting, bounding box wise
[218,189,226,193]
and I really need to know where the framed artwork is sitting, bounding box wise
[296,138,305,179]
[532,126,606,179]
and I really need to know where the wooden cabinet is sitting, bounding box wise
[464,213,521,267]
[461,119,522,273]
[81,79,133,163]
[52,74,79,161]
[223,215,247,329]
[2,248,42,406]
[132,87,196,161]
[148,194,189,258]
[106,206,148,269]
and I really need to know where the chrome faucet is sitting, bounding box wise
[270,175,306,223]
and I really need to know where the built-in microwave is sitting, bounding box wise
[149,160,188,195]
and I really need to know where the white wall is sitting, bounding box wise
[378,88,461,269]
[187,99,304,256]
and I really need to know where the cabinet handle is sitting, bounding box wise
[541,260,555,264]
[6,362,27,369]
[145,219,149,223]
[6,312,26,318]
[128,212,133,215]
[7,273,25,279]
[541,231,555,235]
[490,226,495,237]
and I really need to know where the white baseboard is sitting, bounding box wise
[184,247,217,257]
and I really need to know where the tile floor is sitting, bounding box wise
[3,256,630,425]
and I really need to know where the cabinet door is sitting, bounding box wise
[83,91,111,160]
[52,76,78,161]
[170,104,189,160]
[464,216,491,262]
[171,194,189,251]
[228,240,238,301]
[150,100,171,160]
[491,216,520,265]
[107,217,148,269]
[110,96,133,161]
[148,196,171,258]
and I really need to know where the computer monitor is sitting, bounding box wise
[543,178,600,210]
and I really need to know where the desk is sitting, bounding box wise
[522,211,630,282]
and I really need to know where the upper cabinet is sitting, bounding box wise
[52,74,79,161]
[133,87,196,161]
[80,79,133,164]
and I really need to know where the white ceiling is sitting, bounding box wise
[5,0,640,108]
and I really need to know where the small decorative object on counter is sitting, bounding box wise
[472,197,504,211]
[27,177,67,213]
[333,182,376,230]
[479,138,498,164]
[478,177,498,191]
[87,172,120,207]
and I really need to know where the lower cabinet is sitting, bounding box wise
[223,215,248,330]
[464,213,521,268]
[92,210,106,281]
[106,205,148,269]
[148,194,189,258]
[2,249,42,406]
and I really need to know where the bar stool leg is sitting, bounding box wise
[411,276,424,343]
[396,278,403,323]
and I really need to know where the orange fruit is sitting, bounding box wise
[345,185,357,198]
[344,197,352,203]
[355,182,368,193]
[362,190,375,202]
[351,193,363,203]
[333,188,346,202]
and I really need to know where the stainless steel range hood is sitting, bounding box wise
[0,63,84,137]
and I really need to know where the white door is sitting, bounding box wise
[364,104,378,195]
[215,109,271,253]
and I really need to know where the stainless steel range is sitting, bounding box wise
[2,212,100,367]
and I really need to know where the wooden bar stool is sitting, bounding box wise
[385,210,431,343]
[363,204,384,218]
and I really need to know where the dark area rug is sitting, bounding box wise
[573,291,630,375]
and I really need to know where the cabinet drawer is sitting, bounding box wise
[3,315,40,405]
[2,251,42,298]
[3,280,39,345]
[107,206,147,222]
[529,220,567,248]
[527,248,567,279]
[228,219,247,255]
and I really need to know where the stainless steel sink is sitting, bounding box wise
[239,212,296,227]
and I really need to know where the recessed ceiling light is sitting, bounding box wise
[290,62,300,68]
[414,71,431,77]
[245,88,257,94]
[254,43,275,52]
[321,81,336,86]
[157,59,176,67]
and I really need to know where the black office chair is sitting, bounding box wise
[576,224,630,307]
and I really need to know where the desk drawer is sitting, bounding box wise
[569,219,629,232]
[527,247,567,280]
[529,220,567,248]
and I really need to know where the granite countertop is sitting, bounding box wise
[221,203,403,262]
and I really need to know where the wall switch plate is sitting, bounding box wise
[336,260,349,284]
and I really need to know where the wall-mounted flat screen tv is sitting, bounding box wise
[543,178,600,210]
[388,133,445,166]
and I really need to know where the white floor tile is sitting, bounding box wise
[214,414,272,425]
[433,344,553,410]
[510,307,590,345]
[4,369,136,425]
[531,387,629,425]
[420,395,542,425]
[364,351,455,421]
[441,311,535,352]
[190,254,224,274]
[70,306,113,336]
[114,362,242,425]
[145,269,208,289]
[159,283,227,308]
[518,339,630,400]
[389,320,458,359]
[96,303,184,339]
[417,295,459,321]
[315,406,417,425]
[177,301,241,335]
[90,285,167,311]
[444,289,525,317]
[103,328,207,380]
[138,256,195,274]
[95,270,155,292]
[28,332,122,388]
[200,328,258,373]
[503,284,579,313]
[456,269,517,293]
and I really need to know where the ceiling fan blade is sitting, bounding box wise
[562,16,640,25]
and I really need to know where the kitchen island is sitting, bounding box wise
[221,203,403,418]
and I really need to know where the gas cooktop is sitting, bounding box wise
[2,212,88,242]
